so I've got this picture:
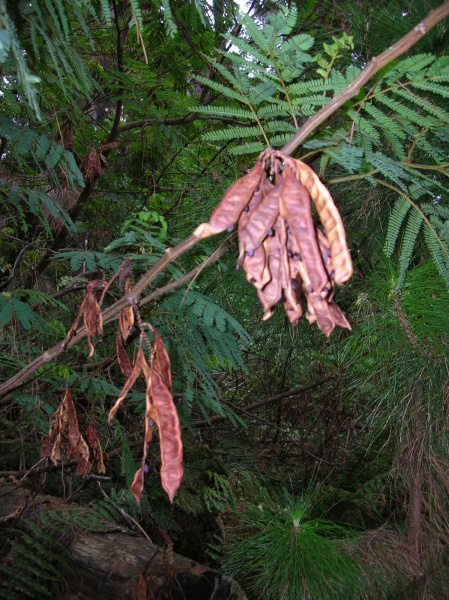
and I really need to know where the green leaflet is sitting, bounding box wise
[397,208,423,289]
[384,197,411,257]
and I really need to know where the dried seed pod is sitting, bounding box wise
[243,243,271,289]
[194,161,264,239]
[237,183,264,263]
[283,278,303,325]
[294,159,352,284]
[239,181,282,253]
[150,367,183,503]
[279,167,329,295]
[257,229,282,319]
[277,216,301,313]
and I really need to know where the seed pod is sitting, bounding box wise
[194,161,264,239]
[239,181,282,253]
[279,167,329,295]
[243,243,271,290]
[257,227,282,319]
[294,159,352,285]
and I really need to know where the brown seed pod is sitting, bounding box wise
[279,167,330,295]
[242,243,271,289]
[238,181,282,254]
[293,159,353,285]
[194,161,264,239]
[257,228,282,319]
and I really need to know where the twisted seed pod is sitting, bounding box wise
[257,228,282,319]
[239,181,282,253]
[242,244,271,289]
[294,159,352,285]
[278,216,301,313]
[279,167,329,295]
[108,346,146,423]
[193,161,264,239]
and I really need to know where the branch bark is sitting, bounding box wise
[2,2,449,397]
[281,0,449,155]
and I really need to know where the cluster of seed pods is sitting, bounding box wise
[194,148,353,336]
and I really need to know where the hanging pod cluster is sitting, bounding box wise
[194,149,353,336]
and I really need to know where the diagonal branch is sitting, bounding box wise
[282,0,449,155]
[2,2,449,398]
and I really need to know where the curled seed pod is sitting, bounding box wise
[237,182,264,262]
[193,161,264,239]
[239,181,281,252]
[243,243,271,290]
[279,167,330,295]
[257,227,282,319]
[294,159,353,285]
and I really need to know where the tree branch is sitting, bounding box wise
[0,237,232,397]
[2,2,449,397]
[282,0,449,155]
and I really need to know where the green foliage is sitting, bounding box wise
[0,498,121,599]
[154,289,252,424]
[223,491,364,600]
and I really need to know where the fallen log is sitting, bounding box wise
[0,484,247,600]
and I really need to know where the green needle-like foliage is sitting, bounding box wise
[223,494,363,600]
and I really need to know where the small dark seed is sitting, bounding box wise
[330,270,335,281]
[295,253,302,261]
[286,226,292,235]
[244,205,249,212]
[250,277,256,284]
[247,249,255,257]
[236,262,241,271]
[148,418,154,426]
[291,281,297,291]
[227,225,235,232]
[287,250,293,258]
[254,185,259,192]
[268,228,275,237]
[318,295,323,301]
[308,284,314,293]
[144,464,150,473]
[327,249,331,258]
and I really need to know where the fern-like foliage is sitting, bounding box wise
[154,289,252,424]
[190,5,449,287]
[0,497,121,599]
